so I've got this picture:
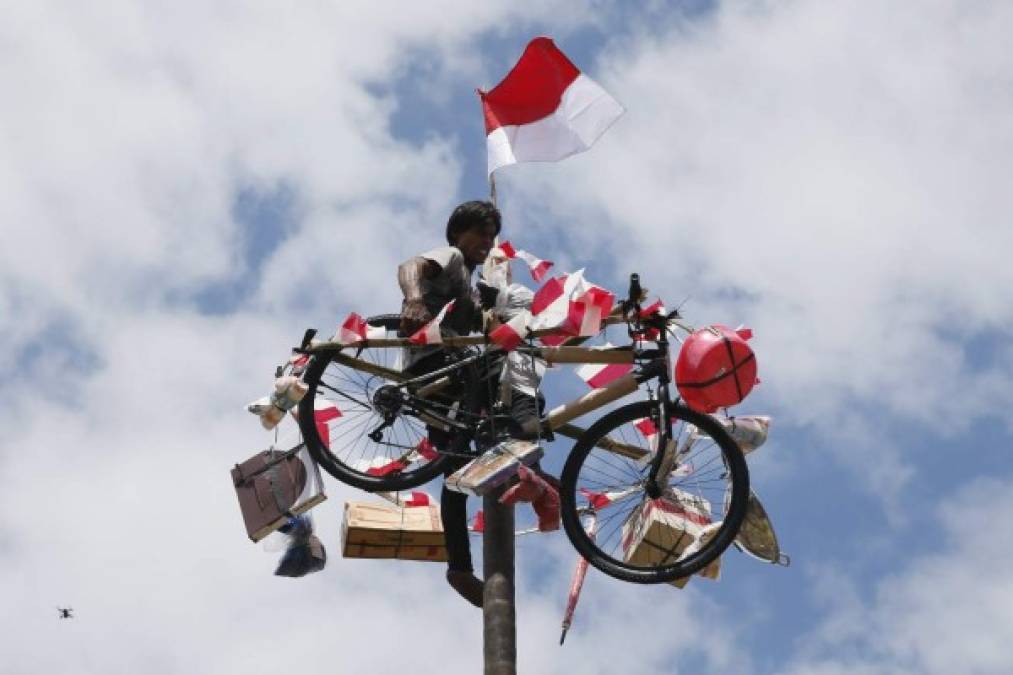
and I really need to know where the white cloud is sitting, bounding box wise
[5,1,1013,673]
[505,0,1013,430]
[0,3,760,673]
[785,477,1013,675]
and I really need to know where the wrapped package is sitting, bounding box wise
[621,488,713,589]
[687,415,771,455]
[232,444,326,542]
[341,501,448,562]
[444,439,544,497]
[680,521,722,581]
[246,375,309,431]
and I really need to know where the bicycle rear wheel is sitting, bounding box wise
[559,400,749,584]
[297,325,451,492]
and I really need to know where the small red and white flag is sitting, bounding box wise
[574,344,633,388]
[471,510,486,533]
[293,399,341,447]
[337,312,368,344]
[530,270,614,342]
[499,240,554,283]
[377,490,433,508]
[408,300,455,345]
[578,486,640,511]
[480,37,625,175]
[489,310,532,352]
[565,286,615,337]
[410,437,439,461]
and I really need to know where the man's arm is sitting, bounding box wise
[398,256,440,336]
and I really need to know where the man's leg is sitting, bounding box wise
[434,432,483,607]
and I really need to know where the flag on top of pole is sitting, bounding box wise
[479,37,625,176]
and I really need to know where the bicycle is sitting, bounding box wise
[295,273,750,584]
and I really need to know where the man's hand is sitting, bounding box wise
[476,279,500,310]
[399,299,433,337]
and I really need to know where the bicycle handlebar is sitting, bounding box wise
[627,273,642,310]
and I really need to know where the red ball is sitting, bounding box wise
[675,325,758,413]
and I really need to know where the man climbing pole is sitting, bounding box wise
[397,200,559,607]
[398,200,502,607]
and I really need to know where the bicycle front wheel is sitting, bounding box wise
[298,342,451,492]
[560,400,749,584]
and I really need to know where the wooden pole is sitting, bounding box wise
[483,486,516,675]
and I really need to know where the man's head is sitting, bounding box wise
[446,200,501,268]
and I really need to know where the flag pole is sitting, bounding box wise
[489,172,498,207]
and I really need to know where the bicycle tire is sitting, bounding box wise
[298,341,452,492]
[559,400,749,584]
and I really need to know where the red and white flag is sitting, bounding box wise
[489,310,531,352]
[566,286,615,337]
[293,398,341,447]
[530,270,614,342]
[499,240,554,283]
[480,37,625,175]
[337,312,368,344]
[578,486,640,510]
[574,344,633,388]
[408,300,455,345]
[410,437,439,461]
[377,490,433,508]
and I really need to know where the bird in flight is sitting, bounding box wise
[57,607,74,619]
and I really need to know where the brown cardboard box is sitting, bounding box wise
[341,501,448,563]
[232,444,326,542]
[621,489,714,588]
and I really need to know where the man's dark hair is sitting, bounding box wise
[445,200,502,245]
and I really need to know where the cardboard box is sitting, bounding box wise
[621,488,714,588]
[232,444,326,542]
[341,501,448,563]
[444,439,544,497]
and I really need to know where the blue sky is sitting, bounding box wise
[3,1,1013,673]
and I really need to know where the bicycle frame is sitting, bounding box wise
[306,312,680,496]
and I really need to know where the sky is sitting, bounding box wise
[2,1,1013,673]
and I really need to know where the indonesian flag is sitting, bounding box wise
[499,240,554,283]
[410,437,439,461]
[633,417,660,465]
[363,437,439,477]
[408,300,455,345]
[574,344,633,388]
[337,312,368,344]
[530,270,615,342]
[292,399,341,447]
[566,286,615,337]
[377,490,433,508]
[480,37,625,175]
[579,486,640,510]
[489,310,531,352]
